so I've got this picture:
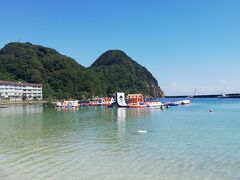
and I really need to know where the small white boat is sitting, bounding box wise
[55,100,80,109]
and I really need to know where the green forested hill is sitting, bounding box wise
[90,50,164,97]
[0,42,164,99]
[0,42,102,99]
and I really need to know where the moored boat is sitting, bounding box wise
[55,100,80,109]
[89,97,115,106]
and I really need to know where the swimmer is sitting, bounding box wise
[160,105,164,110]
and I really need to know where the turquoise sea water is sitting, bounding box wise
[0,99,240,180]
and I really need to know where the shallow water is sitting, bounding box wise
[0,99,240,180]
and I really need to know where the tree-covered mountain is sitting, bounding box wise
[0,42,164,99]
[0,42,102,99]
[90,50,164,97]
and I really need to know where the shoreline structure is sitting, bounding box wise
[0,80,43,101]
[0,100,46,105]
[166,93,240,98]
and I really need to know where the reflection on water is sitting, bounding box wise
[0,104,43,117]
[0,100,240,180]
[126,108,162,119]
[117,108,126,138]
[117,108,126,121]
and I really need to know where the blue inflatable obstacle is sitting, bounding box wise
[164,100,191,106]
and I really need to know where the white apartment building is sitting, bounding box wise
[0,80,43,100]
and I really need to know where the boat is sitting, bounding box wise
[78,100,91,106]
[55,100,80,109]
[90,97,115,106]
[101,97,115,106]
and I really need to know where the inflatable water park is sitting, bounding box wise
[109,93,190,108]
[55,92,190,110]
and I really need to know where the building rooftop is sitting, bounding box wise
[0,80,43,87]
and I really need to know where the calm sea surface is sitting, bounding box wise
[0,99,240,180]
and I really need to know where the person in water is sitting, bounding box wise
[160,105,164,110]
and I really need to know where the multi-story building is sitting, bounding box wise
[0,80,43,100]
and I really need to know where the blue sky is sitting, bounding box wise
[1,0,240,95]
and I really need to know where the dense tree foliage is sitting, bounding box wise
[90,50,164,97]
[0,42,164,99]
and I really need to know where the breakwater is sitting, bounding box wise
[166,93,240,98]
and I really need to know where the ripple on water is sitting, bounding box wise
[1,102,240,180]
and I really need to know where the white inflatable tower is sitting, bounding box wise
[116,93,128,106]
